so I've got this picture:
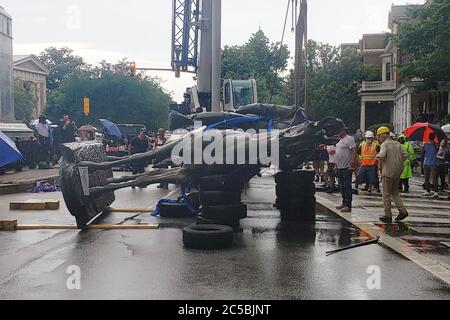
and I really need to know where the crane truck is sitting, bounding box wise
[171,0,258,114]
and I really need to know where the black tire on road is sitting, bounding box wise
[159,202,196,218]
[199,175,241,191]
[202,203,247,220]
[275,197,316,209]
[196,215,240,231]
[199,190,241,206]
[275,184,315,199]
[275,170,315,185]
[280,209,316,221]
[183,224,234,250]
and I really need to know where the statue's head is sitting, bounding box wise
[317,117,345,137]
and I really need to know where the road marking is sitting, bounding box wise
[316,194,450,285]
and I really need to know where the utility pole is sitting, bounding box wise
[294,0,308,111]
[211,0,222,112]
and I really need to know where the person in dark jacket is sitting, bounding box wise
[61,116,77,143]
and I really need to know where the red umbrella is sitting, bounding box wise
[403,122,446,142]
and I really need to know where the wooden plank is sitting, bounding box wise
[9,199,60,211]
[0,220,18,230]
[9,200,46,210]
[45,200,60,210]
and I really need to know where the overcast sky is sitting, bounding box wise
[2,0,425,100]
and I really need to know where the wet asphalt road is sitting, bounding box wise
[0,175,449,300]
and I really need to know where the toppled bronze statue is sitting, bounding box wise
[60,105,344,229]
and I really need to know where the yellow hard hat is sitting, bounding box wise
[377,126,391,136]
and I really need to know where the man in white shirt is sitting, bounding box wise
[326,145,338,193]
[35,115,51,163]
[334,128,357,213]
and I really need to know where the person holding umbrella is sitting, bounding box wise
[376,126,409,223]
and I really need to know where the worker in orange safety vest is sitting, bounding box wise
[356,131,381,193]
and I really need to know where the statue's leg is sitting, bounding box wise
[106,169,169,184]
[89,167,186,197]
[79,140,177,172]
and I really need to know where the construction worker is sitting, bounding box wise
[398,134,415,193]
[376,126,409,223]
[357,131,380,193]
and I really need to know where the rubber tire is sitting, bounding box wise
[200,190,241,206]
[159,202,196,218]
[199,175,241,191]
[202,203,247,220]
[275,184,315,199]
[196,215,240,231]
[275,170,315,185]
[280,209,316,222]
[275,197,316,209]
[183,224,234,250]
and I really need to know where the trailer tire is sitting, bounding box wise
[183,224,234,250]
[200,190,241,206]
[276,197,316,210]
[159,202,196,218]
[275,184,315,199]
[280,209,316,221]
[196,215,240,231]
[202,203,247,220]
[199,175,241,191]
[274,170,315,185]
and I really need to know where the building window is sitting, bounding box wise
[386,63,392,81]
[7,18,11,36]
[0,15,11,36]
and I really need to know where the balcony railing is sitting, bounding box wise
[361,80,396,92]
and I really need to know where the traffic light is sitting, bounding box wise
[130,62,136,76]
[83,96,90,116]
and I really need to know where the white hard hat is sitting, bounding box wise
[365,131,375,138]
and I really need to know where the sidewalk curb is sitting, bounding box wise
[0,175,59,195]
[316,194,450,286]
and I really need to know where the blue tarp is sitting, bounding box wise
[0,130,23,167]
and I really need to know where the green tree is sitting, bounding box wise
[45,71,171,131]
[394,0,450,87]
[14,80,36,123]
[283,41,379,129]
[38,47,88,91]
[221,29,290,103]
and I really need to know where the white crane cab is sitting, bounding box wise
[222,79,258,111]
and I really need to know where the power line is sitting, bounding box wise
[269,0,291,103]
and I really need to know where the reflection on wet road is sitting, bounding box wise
[0,175,449,299]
